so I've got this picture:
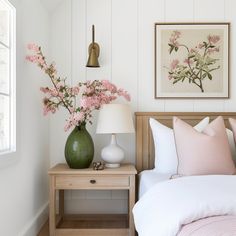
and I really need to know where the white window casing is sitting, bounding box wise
[0,0,16,155]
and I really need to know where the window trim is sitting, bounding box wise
[0,0,16,155]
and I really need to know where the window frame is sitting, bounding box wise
[0,0,16,155]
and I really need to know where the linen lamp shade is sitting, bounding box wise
[96,104,134,134]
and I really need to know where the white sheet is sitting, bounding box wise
[139,170,171,198]
[133,175,236,236]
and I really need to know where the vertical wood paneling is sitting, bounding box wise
[112,0,138,108]
[71,0,86,84]
[194,0,225,20]
[138,0,165,111]
[86,0,112,81]
[65,199,127,214]
[165,0,194,21]
[165,100,194,112]
[112,0,138,163]
[193,100,225,112]
[50,0,72,167]
[86,190,112,200]
[50,0,72,81]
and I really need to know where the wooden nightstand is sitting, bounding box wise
[48,163,137,236]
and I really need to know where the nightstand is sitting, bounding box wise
[48,163,137,236]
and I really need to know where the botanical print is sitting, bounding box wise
[167,31,220,93]
[155,23,229,98]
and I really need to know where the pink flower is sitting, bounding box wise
[49,88,59,97]
[84,86,95,95]
[207,46,220,54]
[40,87,50,93]
[55,81,64,89]
[183,58,193,65]
[64,112,85,131]
[190,48,197,54]
[169,31,181,47]
[42,98,56,116]
[43,105,50,116]
[98,93,115,106]
[48,62,57,77]
[170,59,179,70]
[69,107,75,113]
[173,30,181,37]
[71,86,80,96]
[102,80,117,93]
[26,54,47,70]
[27,43,40,52]
[37,55,44,64]
[208,35,220,44]
[198,43,204,49]
[117,89,130,101]
[64,121,71,132]
[43,97,49,105]
[80,97,93,109]
[168,75,173,80]
[25,55,38,63]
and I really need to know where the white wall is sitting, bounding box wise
[0,0,50,235]
[48,0,236,213]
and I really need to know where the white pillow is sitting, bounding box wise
[227,128,236,165]
[224,127,236,167]
[149,117,209,174]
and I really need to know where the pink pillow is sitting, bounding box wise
[173,116,235,176]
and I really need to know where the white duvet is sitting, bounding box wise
[133,175,236,236]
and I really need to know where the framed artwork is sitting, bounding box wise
[154,22,230,98]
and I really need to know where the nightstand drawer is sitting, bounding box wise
[55,175,130,189]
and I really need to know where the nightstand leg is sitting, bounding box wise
[49,176,56,236]
[59,190,64,219]
[129,175,135,236]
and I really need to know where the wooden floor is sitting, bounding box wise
[37,214,128,236]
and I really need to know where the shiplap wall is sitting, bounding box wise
[49,0,236,213]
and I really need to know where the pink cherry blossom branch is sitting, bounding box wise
[26,43,131,131]
[26,44,73,114]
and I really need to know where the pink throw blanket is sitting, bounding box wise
[178,215,236,236]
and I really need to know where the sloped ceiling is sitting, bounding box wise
[40,0,64,12]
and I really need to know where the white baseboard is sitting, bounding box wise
[18,202,49,236]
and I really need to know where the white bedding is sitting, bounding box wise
[133,175,236,236]
[139,170,171,198]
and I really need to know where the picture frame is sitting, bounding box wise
[154,22,230,98]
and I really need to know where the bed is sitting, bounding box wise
[133,112,236,236]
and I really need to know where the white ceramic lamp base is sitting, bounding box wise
[101,134,124,168]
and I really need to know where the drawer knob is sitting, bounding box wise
[90,179,96,184]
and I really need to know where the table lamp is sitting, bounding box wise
[96,104,134,168]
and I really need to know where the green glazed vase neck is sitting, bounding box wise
[76,123,86,131]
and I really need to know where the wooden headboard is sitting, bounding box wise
[135,112,236,173]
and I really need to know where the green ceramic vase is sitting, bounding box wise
[64,124,94,169]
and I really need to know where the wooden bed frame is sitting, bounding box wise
[135,112,236,173]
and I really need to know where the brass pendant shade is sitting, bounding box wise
[86,25,100,68]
